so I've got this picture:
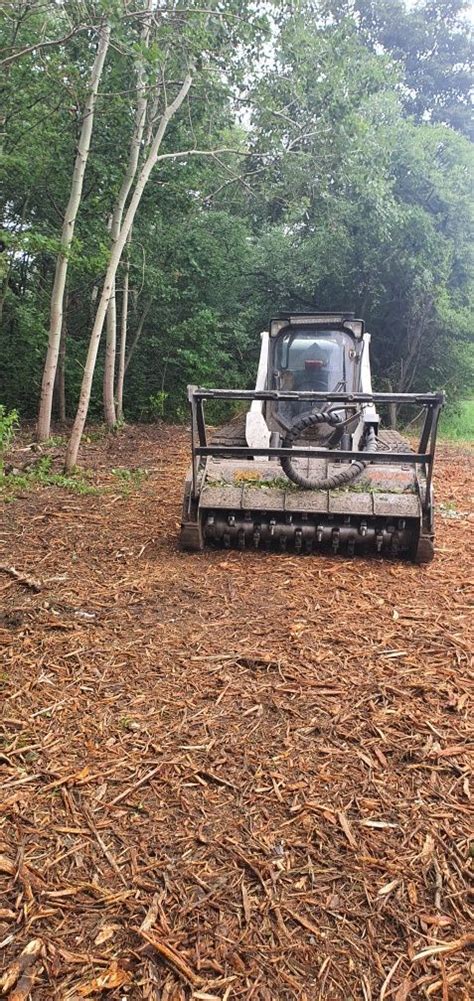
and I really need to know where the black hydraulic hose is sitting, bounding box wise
[280,410,377,490]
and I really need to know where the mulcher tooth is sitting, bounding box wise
[206,514,216,542]
[201,508,420,560]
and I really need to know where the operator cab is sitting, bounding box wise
[269,313,364,430]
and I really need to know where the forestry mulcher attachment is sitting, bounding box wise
[180,313,444,562]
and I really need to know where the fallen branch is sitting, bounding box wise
[282,904,322,939]
[412,933,474,961]
[0,564,42,592]
[82,806,128,887]
[136,927,202,987]
[106,764,162,807]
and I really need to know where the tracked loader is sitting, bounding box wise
[180,313,444,562]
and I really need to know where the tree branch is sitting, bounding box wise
[1,24,95,68]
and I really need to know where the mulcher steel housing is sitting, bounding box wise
[180,313,444,563]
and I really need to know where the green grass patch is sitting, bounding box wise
[40,434,68,448]
[439,401,474,442]
[111,467,149,492]
[0,455,101,499]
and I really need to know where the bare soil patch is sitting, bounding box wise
[1,427,472,1000]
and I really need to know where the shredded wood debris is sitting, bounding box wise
[0,427,472,999]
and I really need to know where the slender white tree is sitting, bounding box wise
[115,231,132,423]
[103,0,153,427]
[37,20,110,441]
[64,72,193,471]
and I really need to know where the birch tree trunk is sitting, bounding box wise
[103,213,117,427]
[115,241,130,423]
[37,22,110,442]
[123,299,152,379]
[103,0,152,428]
[54,299,68,423]
[64,72,193,472]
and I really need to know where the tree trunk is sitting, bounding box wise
[387,380,397,429]
[103,248,117,427]
[37,22,110,442]
[400,299,434,393]
[103,1,152,428]
[64,72,193,472]
[124,299,152,378]
[54,300,67,423]
[115,244,130,423]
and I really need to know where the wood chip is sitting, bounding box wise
[0,939,43,993]
[1,429,471,999]
[136,927,202,987]
[338,810,357,849]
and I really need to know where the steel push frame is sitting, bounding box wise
[186,386,445,526]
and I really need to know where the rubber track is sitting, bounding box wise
[377,429,413,453]
[210,413,248,448]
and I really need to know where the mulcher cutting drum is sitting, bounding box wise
[180,313,444,564]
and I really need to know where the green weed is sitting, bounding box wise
[206,474,413,496]
[42,434,67,448]
[0,405,19,473]
[111,416,126,433]
[111,467,149,491]
[118,716,140,731]
[0,456,100,499]
[146,391,169,420]
[439,401,474,442]
[84,425,109,444]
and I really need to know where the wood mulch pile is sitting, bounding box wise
[1,426,472,1000]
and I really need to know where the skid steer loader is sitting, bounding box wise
[180,313,444,562]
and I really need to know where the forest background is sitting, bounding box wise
[1,0,472,465]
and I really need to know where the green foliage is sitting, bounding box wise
[111,466,148,490]
[351,0,473,137]
[0,406,19,464]
[0,455,101,498]
[439,401,474,441]
[144,392,168,421]
[0,0,472,431]
[242,5,473,399]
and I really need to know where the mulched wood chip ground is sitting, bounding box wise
[1,426,472,1001]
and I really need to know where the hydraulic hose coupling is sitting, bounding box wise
[280,410,376,491]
